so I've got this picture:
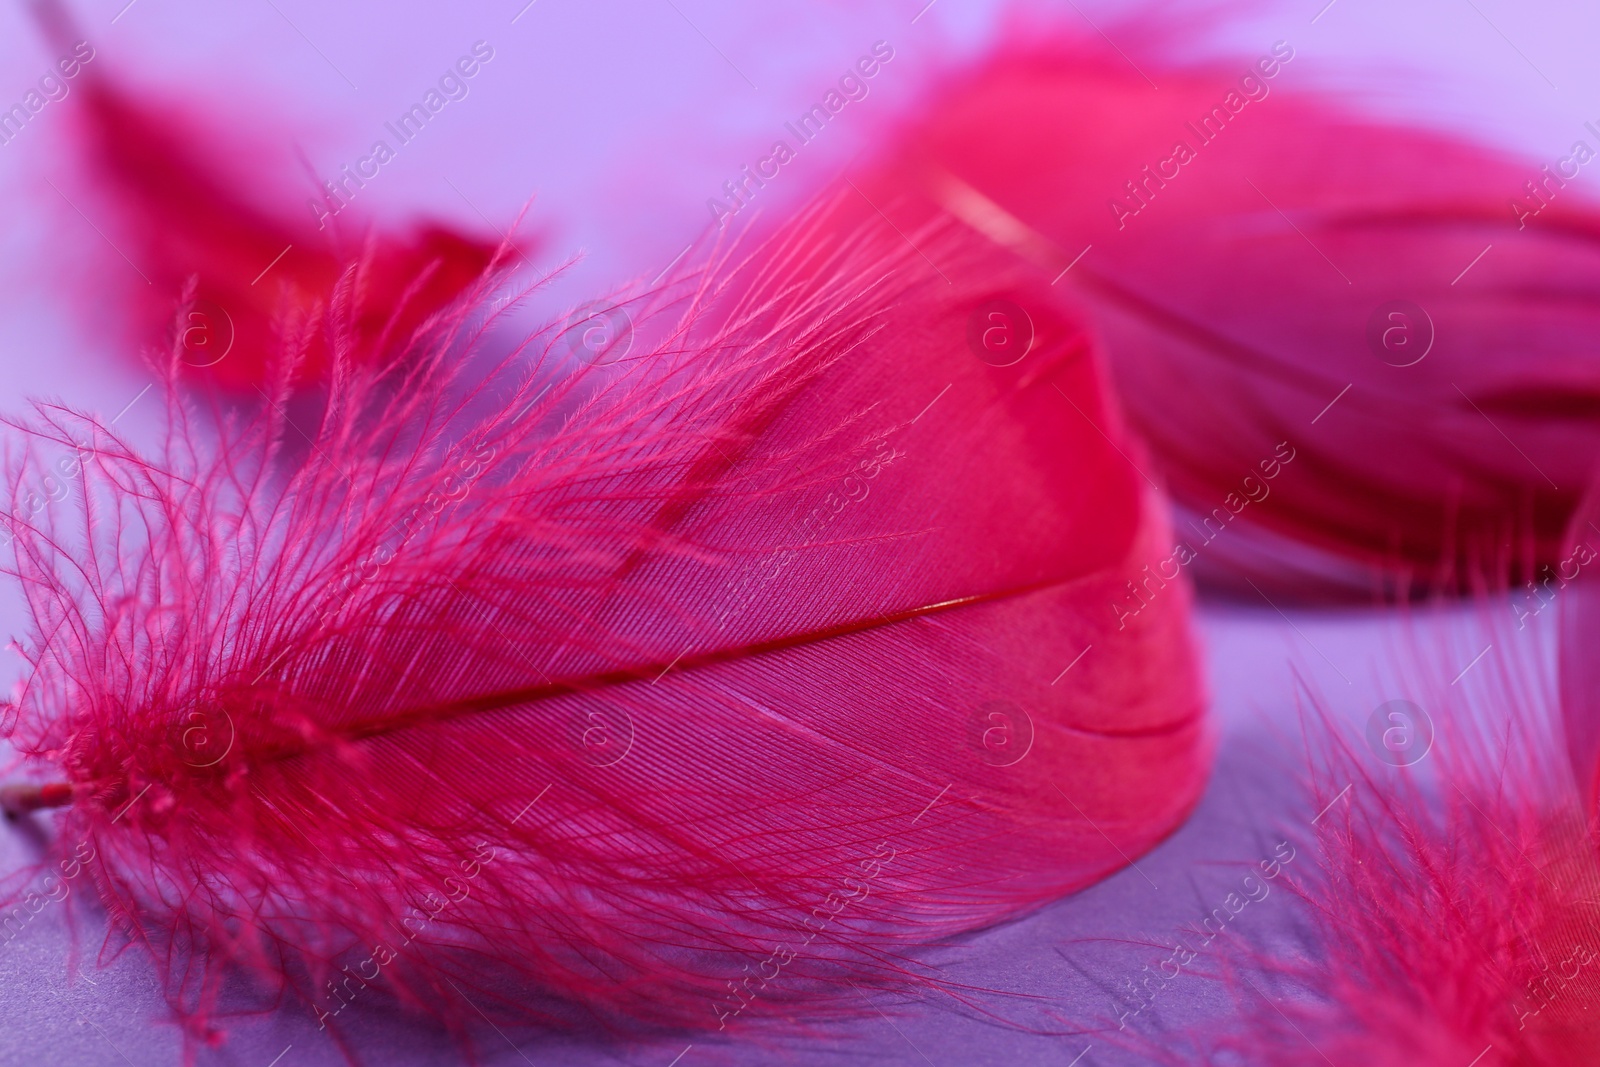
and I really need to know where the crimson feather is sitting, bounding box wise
[1560,493,1600,820]
[1115,616,1600,1066]
[863,34,1600,598]
[1138,507,1600,1065]
[1,183,1208,1057]
[29,0,504,394]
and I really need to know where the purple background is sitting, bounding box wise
[0,0,1589,1063]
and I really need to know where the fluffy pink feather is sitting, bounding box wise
[1157,585,1600,1064]
[0,184,1209,1058]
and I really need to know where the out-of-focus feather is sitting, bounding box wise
[30,0,503,393]
[1159,595,1600,1065]
[871,36,1600,597]
[1,182,1208,1056]
[1561,489,1600,821]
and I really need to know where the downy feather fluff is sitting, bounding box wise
[0,181,1209,1056]
[1160,560,1600,1064]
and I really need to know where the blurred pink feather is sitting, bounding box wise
[867,32,1600,597]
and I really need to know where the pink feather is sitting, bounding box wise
[1155,559,1600,1063]
[860,35,1600,597]
[1561,492,1600,819]
[0,184,1209,1057]
[28,0,506,395]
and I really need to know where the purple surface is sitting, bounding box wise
[0,602,1537,1066]
[0,0,1588,1063]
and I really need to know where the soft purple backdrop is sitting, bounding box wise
[0,0,1588,1063]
